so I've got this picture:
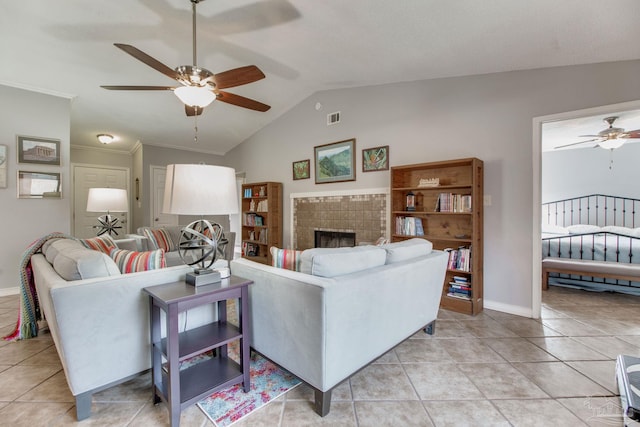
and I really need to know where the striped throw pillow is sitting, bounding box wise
[143,228,176,252]
[79,235,117,254]
[270,246,302,271]
[110,248,166,273]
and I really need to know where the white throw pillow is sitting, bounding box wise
[567,224,601,235]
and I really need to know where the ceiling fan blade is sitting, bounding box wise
[101,85,176,91]
[185,105,204,117]
[554,139,598,149]
[214,65,265,89]
[626,129,640,138]
[114,43,179,81]
[216,91,270,112]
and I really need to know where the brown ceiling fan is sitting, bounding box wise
[101,0,270,117]
[554,116,640,150]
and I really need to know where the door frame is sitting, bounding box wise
[71,163,131,237]
[531,99,640,318]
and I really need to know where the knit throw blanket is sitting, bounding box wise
[3,232,74,341]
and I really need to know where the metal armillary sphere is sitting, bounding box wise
[178,220,228,272]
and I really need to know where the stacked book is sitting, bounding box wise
[395,216,424,236]
[446,246,471,272]
[435,193,472,213]
[447,276,471,300]
[243,213,264,226]
[243,188,253,198]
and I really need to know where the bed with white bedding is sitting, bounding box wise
[541,194,640,295]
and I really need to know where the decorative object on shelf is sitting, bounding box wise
[405,191,416,211]
[17,135,60,165]
[0,144,7,188]
[362,145,389,172]
[86,187,128,236]
[418,177,439,187]
[96,134,114,144]
[17,171,61,199]
[292,159,310,180]
[163,164,238,286]
[314,138,356,184]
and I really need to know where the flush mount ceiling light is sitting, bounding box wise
[97,134,114,144]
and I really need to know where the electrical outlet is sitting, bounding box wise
[483,195,492,206]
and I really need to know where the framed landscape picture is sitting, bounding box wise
[292,159,310,180]
[362,145,389,172]
[314,138,356,184]
[17,170,62,199]
[17,135,60,165]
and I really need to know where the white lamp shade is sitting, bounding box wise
[86,188,128,212]
[174,86,216,108]
[163,164,238,215]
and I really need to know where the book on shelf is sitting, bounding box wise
[395,216,424,236]
[446,292,471,300]
[243,188,253,198]
[435,193,472,213]
[242,242,260,257]
[256,200,269,212]
[258,228,268,243]
[445,246,472,272]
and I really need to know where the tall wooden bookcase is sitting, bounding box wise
[390,158,484,315]
[241,182,283,265]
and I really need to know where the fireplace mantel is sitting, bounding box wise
[290,188,389,249]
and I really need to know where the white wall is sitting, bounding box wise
[225,59,640,316]
[542,143,640,203]
[0,85,71,292]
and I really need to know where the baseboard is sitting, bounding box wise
[484,299,533,318]
[0,287,19,297]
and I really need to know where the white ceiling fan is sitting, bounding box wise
[554,116,640,150]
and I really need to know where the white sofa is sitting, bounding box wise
[229,238,448,416]
[30,234,232,420]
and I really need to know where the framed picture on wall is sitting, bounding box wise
[314,138,356,184]
[292,159,310,180]
[17,135,61,165]
[362,145,389,172]
[17,170,62,199]
[0,145,7,188]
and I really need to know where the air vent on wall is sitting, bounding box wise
[327,111,341,125]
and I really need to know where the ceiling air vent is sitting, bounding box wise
[327,111,341,125]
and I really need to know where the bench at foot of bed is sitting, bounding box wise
[542,257,640,290]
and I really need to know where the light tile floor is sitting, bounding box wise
[0,286,637,426]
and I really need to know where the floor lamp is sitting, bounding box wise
[163,164,238,286]
[86,188,128,236]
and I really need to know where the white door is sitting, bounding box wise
[151,165,179,228]
[73,165,129,239]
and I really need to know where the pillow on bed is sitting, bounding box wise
[567,224,601,234]
[541,224,569,235]
[601,225,638,238]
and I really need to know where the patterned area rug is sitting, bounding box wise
[197,353,301,427]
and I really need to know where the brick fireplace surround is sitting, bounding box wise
[291,189,388,250]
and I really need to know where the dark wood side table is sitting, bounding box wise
[143,276,253,427]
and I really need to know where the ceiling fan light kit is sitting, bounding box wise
[174,86,216,107]
[100,0,270,117]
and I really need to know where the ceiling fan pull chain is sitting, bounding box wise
[609,149,613,170]
[194,112,199,143]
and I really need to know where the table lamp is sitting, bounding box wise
[86,188,128,236]
[163,164,238,286]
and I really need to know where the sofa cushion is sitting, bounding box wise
[143,228,176,252]
[79,235,117,254]
[299,246,386,277]
[110,248,166,273]
[270,247,302,271]
[52,246,121,280]
[44,239,85,264]
[382,238,433,264]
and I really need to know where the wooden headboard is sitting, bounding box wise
[542,194,640,228]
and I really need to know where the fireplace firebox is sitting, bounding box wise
[314,230,356,248]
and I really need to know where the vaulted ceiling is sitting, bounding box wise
[2,0,640,155]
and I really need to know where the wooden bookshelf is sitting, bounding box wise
[390,158,483,315]
[241,182,282,265]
